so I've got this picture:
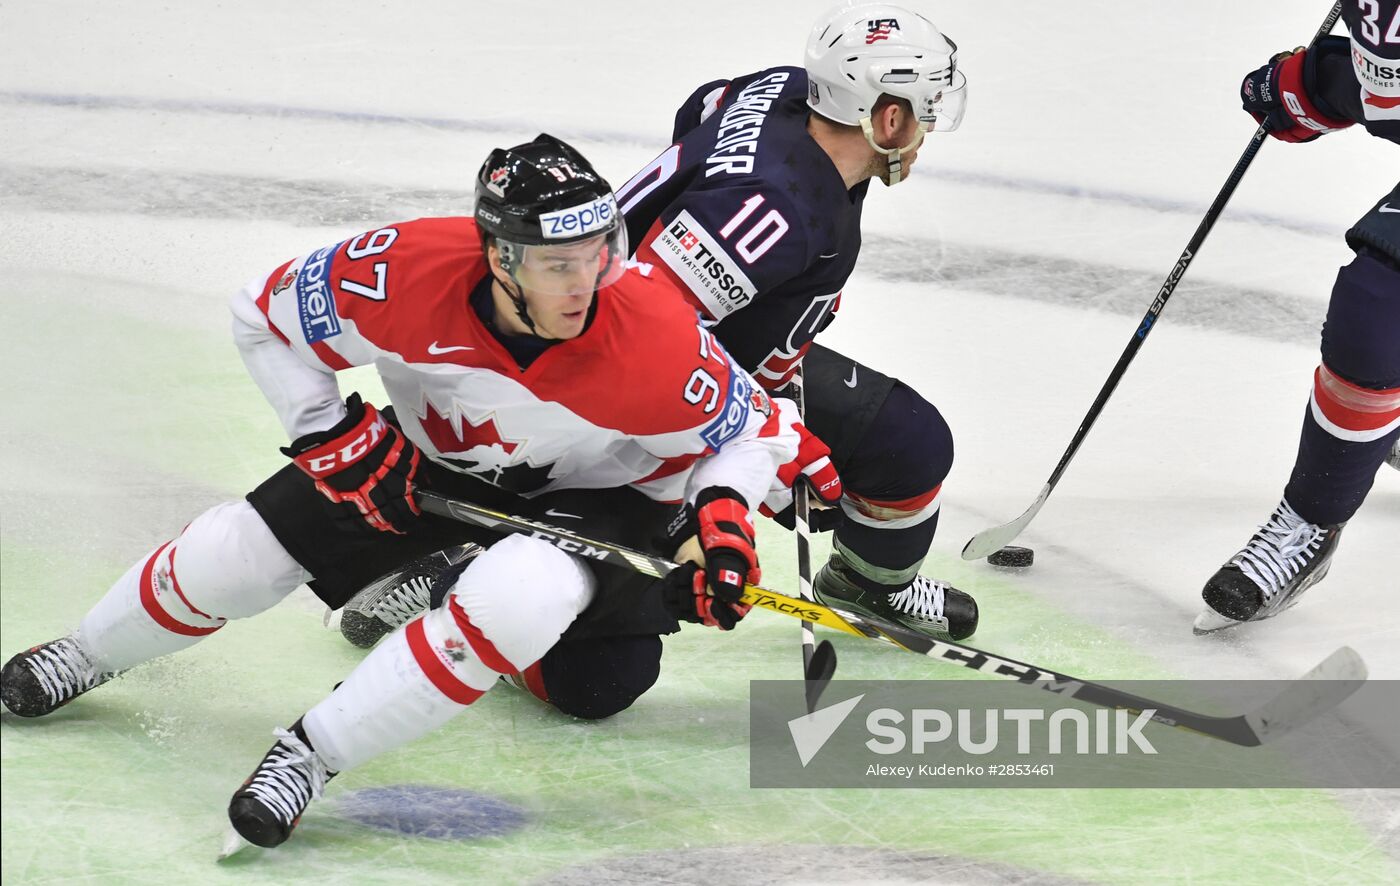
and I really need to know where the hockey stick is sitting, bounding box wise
[790,366,838,713]
[416,489,1366,747]
[961,0,1346,562]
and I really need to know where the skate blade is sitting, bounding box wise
[322,607,342,631]
[217,827,255,861]
[1192,607,1244,635]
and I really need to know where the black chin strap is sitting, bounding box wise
[495,269,562,342]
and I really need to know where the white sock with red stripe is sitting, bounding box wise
[301,535,594,772]
[75,501,307,672]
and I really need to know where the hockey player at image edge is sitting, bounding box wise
[620,1,979,642]
[1,135,802,849]
[1196,0,1400,633]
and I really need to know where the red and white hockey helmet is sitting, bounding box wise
[804,2,967,132]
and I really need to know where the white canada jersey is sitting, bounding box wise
[228,216,797,509]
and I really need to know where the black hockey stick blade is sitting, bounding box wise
[804,639,837,714]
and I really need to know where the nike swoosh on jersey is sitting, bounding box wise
[1380,204,1399,213]
[428,341,475,355]
[845,367,858,388]
[544,508,582,519]
[819,252,840,259]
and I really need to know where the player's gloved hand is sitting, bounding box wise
[661,486,760,629]
[282,393,423,534]
[1240,42,1352,143]
[661,562,752,630]
[759,398,844,530]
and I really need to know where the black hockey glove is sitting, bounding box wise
[1240,39,1353,143]
[283,393,423,535]
[661,563,752,631]
[661,486,759,630]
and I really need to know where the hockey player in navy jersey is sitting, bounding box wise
[1195,0,1400,632]
[0,136,804,847]
[619,2,978,642]
[334,2,979,654]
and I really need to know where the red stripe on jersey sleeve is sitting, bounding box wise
[634,451,705,486]
[256,260,295,346]
[310,340,352,371]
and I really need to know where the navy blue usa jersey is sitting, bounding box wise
[619,66,870,389]
[1315,0,1400,142]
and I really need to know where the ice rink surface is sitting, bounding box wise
[2,1,1397,883]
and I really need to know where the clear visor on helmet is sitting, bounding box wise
[917,68,967,133]
[497,225,629,298]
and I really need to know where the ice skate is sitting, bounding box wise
[1195,499,1345,634]
[814,557,979,640]
[338,544,482,648]
[0,636,112,717]
[227,722,335,849]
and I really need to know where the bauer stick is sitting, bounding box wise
[789,365,838,713]
[962,0,1347,561]
[417,489,1366,748]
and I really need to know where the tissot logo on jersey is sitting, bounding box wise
[1352,42,1400,102]
[652,210,758,318]
[296,242,343,343]
[539,196,617,239]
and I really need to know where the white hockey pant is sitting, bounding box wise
[302,534,595,773]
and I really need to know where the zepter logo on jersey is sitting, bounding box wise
[295,242,343,343]
[701,354,756,452]
[539,195,618,239]
[651,210,759,319]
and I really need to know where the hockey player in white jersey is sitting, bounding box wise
[0,135,807,847]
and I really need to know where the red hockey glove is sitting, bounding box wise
[283,393,422,534]
[661,562,753,631]
[759,400,843,530]
[1240,44,1352,143]
[663,486,760,602]
[692,486,760,602]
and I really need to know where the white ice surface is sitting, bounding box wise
[2,1,1397,882]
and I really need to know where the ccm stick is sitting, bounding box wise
[417,490,1366,748]
[962,0,1347,562]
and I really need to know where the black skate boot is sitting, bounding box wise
[1195,499,1345,634]
[1,636,112,717]
[227,721,335,849]
[338,544,482,648]
[814,556,979,641]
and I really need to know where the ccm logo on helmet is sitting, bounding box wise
[539,197,617,239]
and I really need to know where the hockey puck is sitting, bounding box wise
[987,546,1034,568]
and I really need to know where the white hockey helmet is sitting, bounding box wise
[805,2,967,132]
